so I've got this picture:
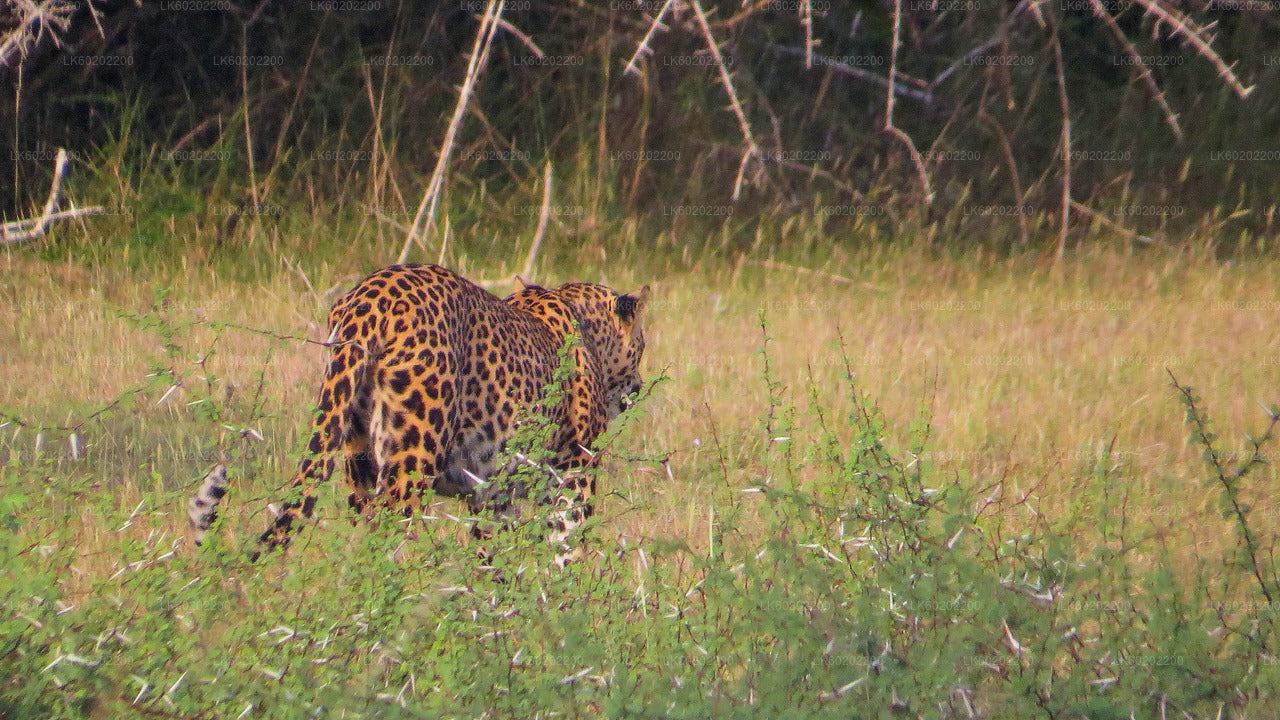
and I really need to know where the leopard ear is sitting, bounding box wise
[615,286,650,322]
[513,275,531,291]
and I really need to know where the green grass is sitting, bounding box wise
[4,157,1280,716]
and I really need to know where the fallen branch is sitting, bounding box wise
[2,149,104,245]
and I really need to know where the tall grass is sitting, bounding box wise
[3,290,1280,716]
[4,121,1280,714]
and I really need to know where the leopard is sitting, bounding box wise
[188,263,649,562]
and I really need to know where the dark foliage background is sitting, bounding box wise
[4,0,1280,251]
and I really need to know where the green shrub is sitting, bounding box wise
[2,315,1279,718]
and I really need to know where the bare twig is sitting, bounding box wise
[770,46,936,105]
[438,215,451,266]
[800,0,814,69]
[1131,0,1253,99]
[495,17,544,58]
[0,0,76,71]
[374,211,412,235]
[261,20,326,201]
[978,103,1029,246]
[1048,21,1072,260]
[622,0,677,77]
[623,0,764,198]
[1,149,104,245]
[521,162,553,281]
[1069,200,1156,244]
[744,259,876,288]
[169,118,218,156]
[928,38,1002,91]
[885,0,933,204]
[1088,0,1182,141]
[239,28,259,217]
[690,0,759,201]
[398,0,505,264]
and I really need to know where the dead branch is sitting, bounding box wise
[770,46,937,106]
[0,0,75,72]
[1131,0,1253,99]
[521,162,553,281]
[800,0,814,69]
[1048,20,1072,260]
[1,149,104,245]
[622,0,676,77]
[690,0,760,202]
[744,259,878,289]
[398,0,505,264]
[1069,200,1156,245]
[1089,0,1183,141]
[886,0,933,204]
[495,17,544,58]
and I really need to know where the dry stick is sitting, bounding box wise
[596,28,614,222]
[374,211,412,235]
[1,207,104,243]
[770,46,936,104]
[1069,200,1155,244]
[362,62,385,230]
[370,4,408,223]
[1048,22,1071,261]
[622,0,676,77]
[1088,0,1182,141]
[928,37,1003,92]
[885,0,933,205]
[0,0,75,70]
[438,215,451,266]
[495,17,544,58]
[1132,0,1253,98]
[690,0,760,201]
[801,0,814,69]
[398,0,505,265]
[1,149,104,245]
[239,29,259,216]
[169,117,216,156]
[744,259,876,288]
[521,162,553,281]
[978,106,1029,246]
[261,22,325,202]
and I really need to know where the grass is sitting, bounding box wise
[4,191,1280,715]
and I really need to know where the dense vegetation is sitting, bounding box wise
[5,0,1280,251]
[4,1,1280,717]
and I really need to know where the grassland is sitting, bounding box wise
[4,211,1280,717]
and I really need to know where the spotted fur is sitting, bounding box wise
[189,264,649,561]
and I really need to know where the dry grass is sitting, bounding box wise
[4,241,1280,583]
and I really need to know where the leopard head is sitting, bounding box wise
[554,282,651,420]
